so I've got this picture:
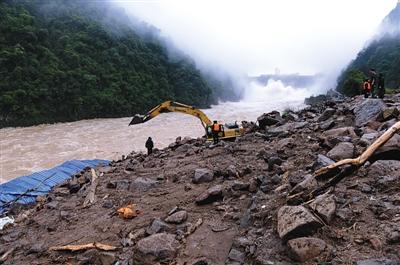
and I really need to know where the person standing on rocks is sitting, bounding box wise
[362,79,372,98]
[368,68,377,97]
[377,73,385,99]
[211,120,221,144]
[145,137,154,155]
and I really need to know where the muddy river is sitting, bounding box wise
[0,81,311,182]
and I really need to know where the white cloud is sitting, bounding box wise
[114,0,397,77]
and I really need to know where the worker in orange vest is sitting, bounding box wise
[362,79,372,98]
[211,120,221,144]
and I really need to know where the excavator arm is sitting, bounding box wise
[129,101,212,129]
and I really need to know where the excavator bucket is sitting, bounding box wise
[129,114,145,126]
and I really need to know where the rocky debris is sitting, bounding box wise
[312,154,335,170]
[146,218,171,235]
[377,107,399,122]
[317,108,336,122]
[353,99,387,126]
[195,185,223,205]
[134,233,180,264]
[193,168,214,184]
[356,258,400,265]
[130,177,158,192]
[287,237,329,262]
[227,248,246,263]
[268,121,308,135]
[309,194,336,223]
[3,94,400,265]
[326,142,355,161]
[165,210,188,224]
[257,111,282,129]
[277,206,322,241]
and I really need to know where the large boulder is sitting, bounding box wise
[312,154,335,171]
[287,237,329,262]
[134,233,180,264]
[323,127,357,138]
[353,99,387,126]
[367,160,400,189]
[326,142,355,161]
[257,111,282,128]
[146,219,171,235]
[277,206,322,241]
[377,107,399,122]
[193,168,214,184]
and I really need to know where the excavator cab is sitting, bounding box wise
[129,101,245,141]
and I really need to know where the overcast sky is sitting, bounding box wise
[115,0,397,76]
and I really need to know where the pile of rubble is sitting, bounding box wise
[0,94,399,265]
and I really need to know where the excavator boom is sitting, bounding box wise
[129,100,244,141]
[129,101,212,128]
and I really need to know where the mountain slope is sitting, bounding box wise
[0,0,232,127]
[336,2,400,96]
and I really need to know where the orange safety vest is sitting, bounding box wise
[212,123,221,132]
[363,81,371,92]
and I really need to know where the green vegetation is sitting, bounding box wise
[0,0,234,127]
[337,3,400,96]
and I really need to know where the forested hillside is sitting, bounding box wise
[336,2,400,96]
[0,0,235,127]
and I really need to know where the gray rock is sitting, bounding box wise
[368,160,400,182]
[312,154,335,170]
[277,206,322,241]
[287,237,328,262]
[193,168,214,184]
[146,218,171,235]
[354,99,387,126]
[232,181,249,191]
[377,107,399,122]
[257,111,281,128]
[268,122,308,134]
[356,258,400,265]
[226,165,239,178]
[320,120,335,131]
[134,233,180,264]
[326,142,355,161]
[387,230,400,244]
[318,108,336,122]
[290,174,317,194]
[165,211,188,224]
[175,144,191,153]
[195,185,223,205]
[323,127,357,138]
[228,248,246,263]
[309,194,336,224]
[130,177,158,192]
[116,180,130,191]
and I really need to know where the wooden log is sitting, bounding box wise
[316,121,400,177]
[49,242,117,252]
[83,169,99,207]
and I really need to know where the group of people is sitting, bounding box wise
[362,68,385,99]
[144,120,222,155]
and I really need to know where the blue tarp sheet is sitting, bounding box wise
[0,159,109,214]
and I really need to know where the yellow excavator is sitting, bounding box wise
[129,101,244,141]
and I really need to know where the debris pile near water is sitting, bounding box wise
[1,94,400,264]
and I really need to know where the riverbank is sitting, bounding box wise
[0,94,399,264]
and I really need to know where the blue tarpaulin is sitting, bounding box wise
[0,159,109,214]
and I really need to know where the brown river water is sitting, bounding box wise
[0,81,311,183]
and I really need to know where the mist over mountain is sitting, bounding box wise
[337,2,400,96]
[0,0,238,128]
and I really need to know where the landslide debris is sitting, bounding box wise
[1,95,400,265]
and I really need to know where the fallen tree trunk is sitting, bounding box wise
[288,121,400,204]
[83,169,99,207]
[316,121,400,177]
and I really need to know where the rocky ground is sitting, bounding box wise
[1,94,400,265]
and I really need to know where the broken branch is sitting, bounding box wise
[49,242,117,252]
[83,169,99,207]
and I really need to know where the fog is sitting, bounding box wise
[115,0,397,87]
